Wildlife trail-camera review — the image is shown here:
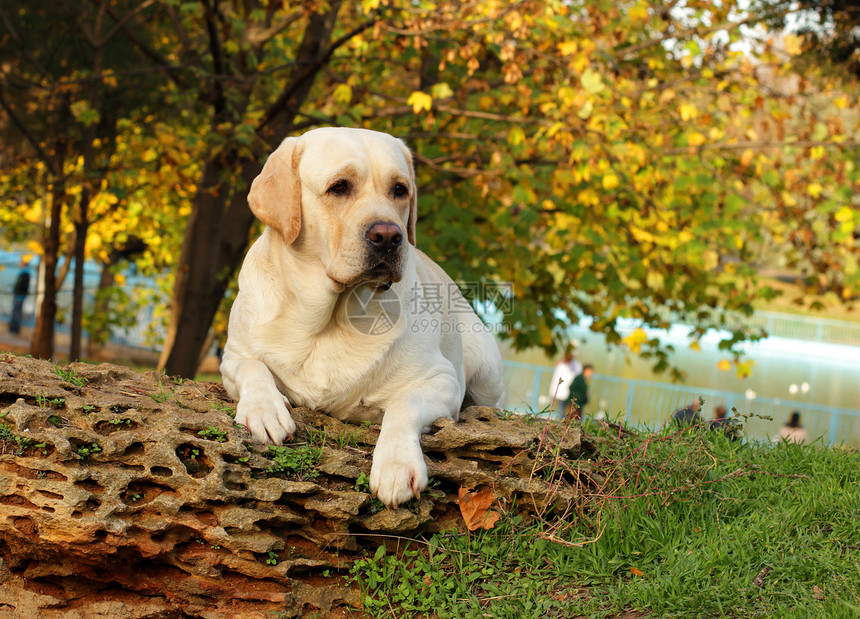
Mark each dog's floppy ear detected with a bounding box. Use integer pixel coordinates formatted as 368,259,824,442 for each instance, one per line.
397,139,418,246
248,137,303,245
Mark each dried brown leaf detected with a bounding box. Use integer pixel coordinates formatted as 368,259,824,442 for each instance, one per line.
458,487,500,531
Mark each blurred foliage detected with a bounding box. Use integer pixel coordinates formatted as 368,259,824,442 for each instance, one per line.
0,0,857,377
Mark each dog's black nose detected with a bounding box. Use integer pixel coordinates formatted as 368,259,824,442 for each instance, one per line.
365,221,403,252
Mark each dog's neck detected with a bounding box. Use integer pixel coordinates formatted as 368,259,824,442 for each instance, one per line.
267,227,411,338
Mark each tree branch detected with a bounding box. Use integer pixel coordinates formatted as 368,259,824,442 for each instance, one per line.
0,87,61,178
165,4,201,66
663,138,860,156
259,8,376,134
617,7,796,60
0,8,49,78
99,0,188,89
100,0,158,46
203,0,227,118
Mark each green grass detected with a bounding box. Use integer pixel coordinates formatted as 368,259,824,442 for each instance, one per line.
350,423,860,617
53,363,88,387
264,444,321,480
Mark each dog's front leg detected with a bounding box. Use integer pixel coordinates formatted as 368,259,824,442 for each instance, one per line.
370,374,463,508
221,357,296,445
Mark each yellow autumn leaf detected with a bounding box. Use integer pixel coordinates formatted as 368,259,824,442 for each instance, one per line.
508,126,526,146
431,82,454,99
807,183,823,198
622,328,648,353
581,68,604,94
740,149,754,167
558,40,578,56
717,359,731,371
736,360,755,379
679,103,698,121
572,52,591,73
689,340,702,352
577,100,594,120
602,174,620,190
687,132,706,147
333,83,352,104
783,34,803,56
631,226,656,243
407,91,433,114
835,207,853,223
628,1,648,23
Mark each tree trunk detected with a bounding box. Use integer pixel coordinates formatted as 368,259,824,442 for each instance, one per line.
31,176,65,360
160,2,344,378
158,159,259,376
70,192,89,361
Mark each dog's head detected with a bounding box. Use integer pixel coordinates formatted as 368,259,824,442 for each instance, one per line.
248,127,417,292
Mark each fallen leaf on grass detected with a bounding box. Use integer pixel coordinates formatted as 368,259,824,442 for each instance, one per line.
813,585,825,601
752,565,773,588
630,567,646,577
458,487,500,531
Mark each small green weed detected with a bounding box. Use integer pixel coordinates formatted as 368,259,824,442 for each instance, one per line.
150,379,174,403
35,395,65,410
76,442,101,460
108,418,132,427
53,365,87,387
0,422,48,455
198,426,228,442
265,444,321,480
354,471,371,493
212,402,236,418
176,443,215,475
266,551,279,566
335,430,361,448
47,415,68,428
304,425,328,447
82,405,96,414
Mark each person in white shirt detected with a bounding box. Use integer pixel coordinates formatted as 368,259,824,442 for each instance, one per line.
548,351,582,418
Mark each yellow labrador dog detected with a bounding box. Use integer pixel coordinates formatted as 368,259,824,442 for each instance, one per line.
221,127,504,508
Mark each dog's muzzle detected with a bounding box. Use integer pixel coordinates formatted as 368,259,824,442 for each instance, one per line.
362,221,404,287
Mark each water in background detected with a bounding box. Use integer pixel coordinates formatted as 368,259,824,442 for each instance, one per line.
501,320,860,413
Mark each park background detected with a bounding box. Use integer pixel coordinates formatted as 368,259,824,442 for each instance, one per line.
1,1,859,445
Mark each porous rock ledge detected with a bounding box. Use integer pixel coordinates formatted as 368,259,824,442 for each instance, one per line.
0,356,594,618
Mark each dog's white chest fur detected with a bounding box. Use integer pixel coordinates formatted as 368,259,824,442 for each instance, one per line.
257,311,406,419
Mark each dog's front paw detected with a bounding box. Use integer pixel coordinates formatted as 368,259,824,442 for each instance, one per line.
369,435,428,508
235,394,296,445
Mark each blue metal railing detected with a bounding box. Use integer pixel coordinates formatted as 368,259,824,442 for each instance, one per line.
502,360,860,447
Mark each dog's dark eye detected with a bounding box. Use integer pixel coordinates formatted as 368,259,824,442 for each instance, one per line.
392,183,408,198
327,179,350,196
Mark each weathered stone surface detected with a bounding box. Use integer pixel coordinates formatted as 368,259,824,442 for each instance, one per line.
0,355,596,617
